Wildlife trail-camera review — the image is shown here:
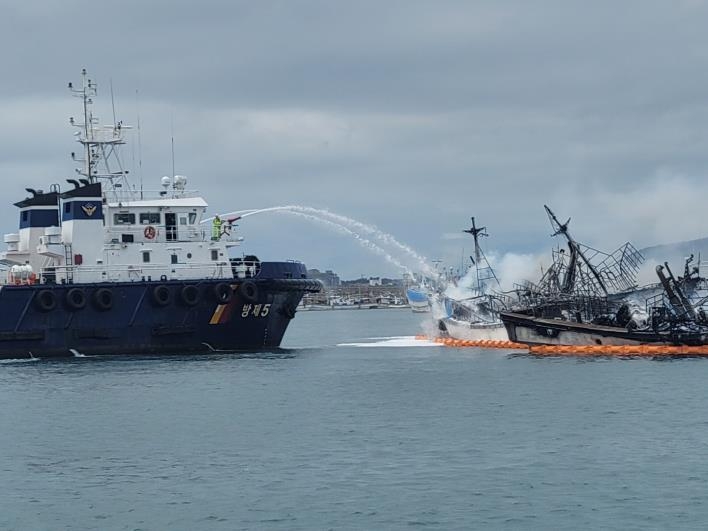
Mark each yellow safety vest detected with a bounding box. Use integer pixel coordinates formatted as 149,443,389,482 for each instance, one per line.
212,219,222,239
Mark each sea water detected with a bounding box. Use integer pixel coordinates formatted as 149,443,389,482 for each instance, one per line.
1,309,707,530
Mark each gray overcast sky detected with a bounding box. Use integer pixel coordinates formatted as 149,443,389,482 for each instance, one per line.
3,0,708,278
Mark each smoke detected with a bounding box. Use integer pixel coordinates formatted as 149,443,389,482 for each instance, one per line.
636,258,663,287
444,267,478,300
441,251,547,300
560,174,708,251
489,252,546,292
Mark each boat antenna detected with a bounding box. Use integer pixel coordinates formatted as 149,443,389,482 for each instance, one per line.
170,113,176,180
68,68,97,182
136,89,144,199
110,78,117,127
544,205,608,295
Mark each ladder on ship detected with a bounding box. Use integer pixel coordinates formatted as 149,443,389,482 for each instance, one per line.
64,244,74,283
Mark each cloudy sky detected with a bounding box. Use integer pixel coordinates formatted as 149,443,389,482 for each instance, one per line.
3,0,708,278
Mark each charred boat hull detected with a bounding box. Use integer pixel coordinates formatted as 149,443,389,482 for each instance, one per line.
0,263,320,359
500,311,708,347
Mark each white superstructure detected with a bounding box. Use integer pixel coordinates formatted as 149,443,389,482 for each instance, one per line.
0,69,249,285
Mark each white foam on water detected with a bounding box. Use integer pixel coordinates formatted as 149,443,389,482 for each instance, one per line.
338,336,441,348
70,349,87,358
0,357,40,364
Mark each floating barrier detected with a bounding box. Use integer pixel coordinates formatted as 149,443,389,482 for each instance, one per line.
414,335,708,357
416,335,527,350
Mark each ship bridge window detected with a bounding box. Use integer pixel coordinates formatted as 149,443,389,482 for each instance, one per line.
180,216,187,225
139,212,160,224
65,203,71,213
114,213,135,225
22,211,28,222
189,213,197,224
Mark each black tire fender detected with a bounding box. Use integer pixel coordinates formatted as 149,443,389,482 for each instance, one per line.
65,288,87,310
93,288,113,311
180,284,200,306
152,285,171,306
35,289,57,312
213,283,233,304
240,280,259,303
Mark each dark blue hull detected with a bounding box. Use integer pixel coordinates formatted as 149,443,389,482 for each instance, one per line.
0,262,320,359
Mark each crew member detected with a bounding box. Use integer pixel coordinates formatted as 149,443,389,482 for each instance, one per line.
212,215,222,240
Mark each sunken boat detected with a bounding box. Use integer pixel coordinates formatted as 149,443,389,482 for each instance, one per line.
500,206,708,346
0,70,320,359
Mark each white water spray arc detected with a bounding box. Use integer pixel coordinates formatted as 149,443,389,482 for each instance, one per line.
205,205,436,276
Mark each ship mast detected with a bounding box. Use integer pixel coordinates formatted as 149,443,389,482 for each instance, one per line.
464,217,485,266
68,69,131,198
463,217,500,292
544,205,608,296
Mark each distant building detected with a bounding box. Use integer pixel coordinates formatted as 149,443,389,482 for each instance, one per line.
307,268,341,288
341,277,369,286
340,275,405,286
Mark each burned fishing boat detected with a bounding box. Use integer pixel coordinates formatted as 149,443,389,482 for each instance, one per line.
500,206,708,346
434,218,509,341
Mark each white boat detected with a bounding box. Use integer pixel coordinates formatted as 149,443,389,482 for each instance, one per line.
435,217,510,342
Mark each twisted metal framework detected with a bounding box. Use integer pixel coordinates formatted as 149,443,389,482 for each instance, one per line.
533,241,644,299
512,206,645,322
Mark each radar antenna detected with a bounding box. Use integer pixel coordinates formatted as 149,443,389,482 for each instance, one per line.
68,69,131,199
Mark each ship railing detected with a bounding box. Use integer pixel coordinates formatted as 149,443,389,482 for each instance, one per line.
229,259,261,279
513,293,616,322
39,261,233,283
105,225,206,242
105,226,242,243
105,189,201,200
